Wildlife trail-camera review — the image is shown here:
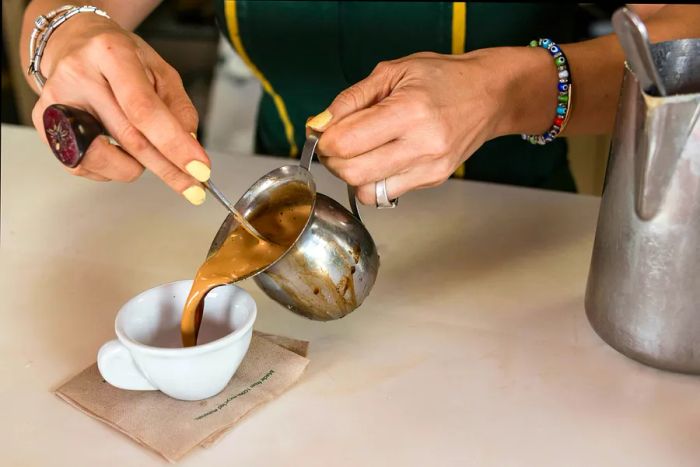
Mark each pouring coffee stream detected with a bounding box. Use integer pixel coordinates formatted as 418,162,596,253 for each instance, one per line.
180,197,311,346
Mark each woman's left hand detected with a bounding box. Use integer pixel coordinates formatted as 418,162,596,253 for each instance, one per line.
308,48,556,205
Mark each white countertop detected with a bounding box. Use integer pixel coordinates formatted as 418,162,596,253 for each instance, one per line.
1,124,698,466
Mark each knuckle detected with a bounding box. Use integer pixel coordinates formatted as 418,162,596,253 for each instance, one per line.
91,33,115,53
333,137,354,159
431,131,451,157
162,64,183,85
177,102,199,130
418,51,440,60
439,157,454,179
319,154,338,171
85,150,110,173
322,132,352,159
67,166,88,177
117,124,149,153
125,95,157,125
356,187,375,206
429,159,453,186
372,60,392,75
160,165,184,187
335,85,365,111
339,165,366,187
154,63,183,92
159,143,182,166
54,55,84,75
92,31,130,52
125,166,144,182
421,124,450,157
120,165,144,183
408,94,433,121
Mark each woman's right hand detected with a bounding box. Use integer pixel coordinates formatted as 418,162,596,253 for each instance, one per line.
31,12,211,205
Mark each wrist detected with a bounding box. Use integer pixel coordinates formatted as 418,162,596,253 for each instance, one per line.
490,45,559,138
37,11,113,79
42,13,104,77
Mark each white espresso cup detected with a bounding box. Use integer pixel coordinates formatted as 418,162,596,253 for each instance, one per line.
97,280,256,401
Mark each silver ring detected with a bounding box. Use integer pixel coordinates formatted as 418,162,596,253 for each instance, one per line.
375,178,398,209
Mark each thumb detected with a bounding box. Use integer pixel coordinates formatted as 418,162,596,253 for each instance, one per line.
307,61,397,132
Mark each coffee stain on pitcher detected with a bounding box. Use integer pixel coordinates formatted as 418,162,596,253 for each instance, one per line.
266,243,359,321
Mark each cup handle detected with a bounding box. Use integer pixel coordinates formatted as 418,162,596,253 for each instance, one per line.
300,133,363,221
97,340,157,391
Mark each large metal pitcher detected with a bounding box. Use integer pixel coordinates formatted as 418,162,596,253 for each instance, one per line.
209,135,380,321
585,38,700,374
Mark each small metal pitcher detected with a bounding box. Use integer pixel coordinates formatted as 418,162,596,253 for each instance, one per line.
208,135,380,320
585,39,700,373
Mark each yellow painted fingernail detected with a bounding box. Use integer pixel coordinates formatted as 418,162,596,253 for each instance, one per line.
185,160,211,182
307,110,333,131
182,185,206,205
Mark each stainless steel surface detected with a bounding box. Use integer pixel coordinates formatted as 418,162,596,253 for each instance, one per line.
585,36,700,374
209,135,380,320
612,7,667,96
202,179,268,243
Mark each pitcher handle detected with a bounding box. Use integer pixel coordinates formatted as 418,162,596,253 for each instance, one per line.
299,133,362,221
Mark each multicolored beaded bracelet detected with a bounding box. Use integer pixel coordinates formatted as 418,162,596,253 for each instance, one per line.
521,38,573,145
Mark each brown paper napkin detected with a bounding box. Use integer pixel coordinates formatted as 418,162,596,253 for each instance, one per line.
55,331,310,463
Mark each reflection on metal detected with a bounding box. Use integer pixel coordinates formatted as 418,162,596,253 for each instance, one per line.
585,36,700,374
209,134,379,321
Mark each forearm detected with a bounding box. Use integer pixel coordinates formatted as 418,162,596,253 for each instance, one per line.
501,5,700,138
562,5,700,135
20,0,162,90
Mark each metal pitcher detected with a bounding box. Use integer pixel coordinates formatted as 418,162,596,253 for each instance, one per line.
209,135,380,321
585,38,700,374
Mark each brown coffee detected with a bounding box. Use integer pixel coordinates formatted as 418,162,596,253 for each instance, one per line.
180,193,312,347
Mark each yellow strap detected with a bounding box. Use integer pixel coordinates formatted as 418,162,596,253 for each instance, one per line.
451,2,466,55
224,0,298,157
452,2,467,178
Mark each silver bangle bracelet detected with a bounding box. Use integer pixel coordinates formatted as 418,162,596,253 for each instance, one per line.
27,5,110,90
28,5,74,65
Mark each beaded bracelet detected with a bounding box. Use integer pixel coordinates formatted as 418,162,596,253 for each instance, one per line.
521,38,573,145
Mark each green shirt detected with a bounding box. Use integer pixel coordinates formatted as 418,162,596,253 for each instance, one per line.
214,1,577,192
